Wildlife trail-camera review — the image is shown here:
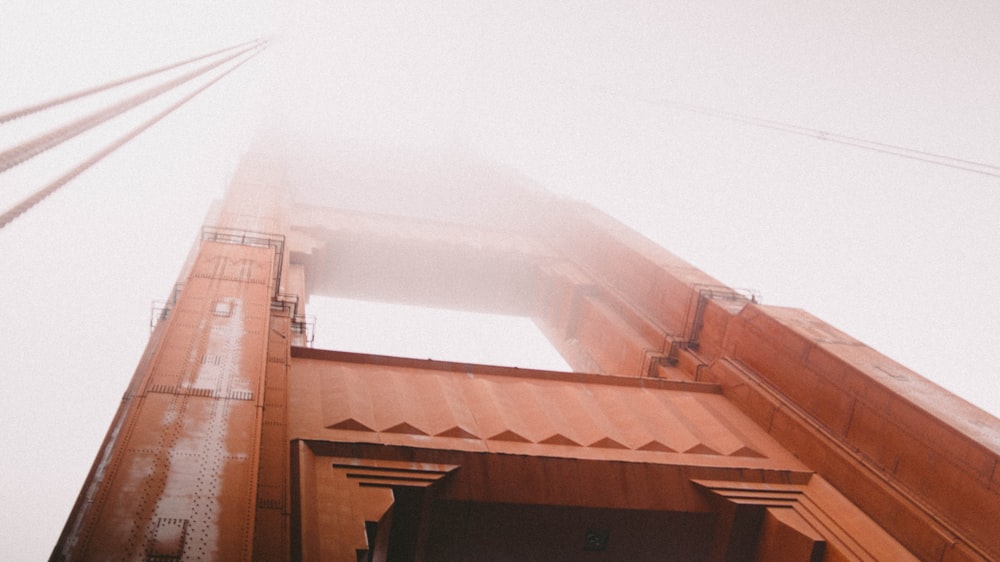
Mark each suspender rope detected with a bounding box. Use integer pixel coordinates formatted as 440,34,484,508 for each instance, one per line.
0,42,261,175
0,42,267,230
0,39,264,125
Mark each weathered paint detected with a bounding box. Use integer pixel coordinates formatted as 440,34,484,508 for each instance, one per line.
54,150,1000,561
53,241,276,560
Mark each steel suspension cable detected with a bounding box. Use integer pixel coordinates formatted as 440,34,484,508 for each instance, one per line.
583,85,1000,180
0,39,264,125
0,43,267,230
664,99,1000,178
0,42,261,176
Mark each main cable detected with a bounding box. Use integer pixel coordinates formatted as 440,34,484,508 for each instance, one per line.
0,41,261,176
0,42,267,230
583,85,1000,180
0,38,263,125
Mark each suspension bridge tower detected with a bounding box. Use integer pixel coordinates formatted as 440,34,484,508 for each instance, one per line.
6,42,996,562
46,139,1000,561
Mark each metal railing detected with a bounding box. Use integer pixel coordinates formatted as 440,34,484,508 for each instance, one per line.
682,284,760,351
149,282,185,331
201,226,286,299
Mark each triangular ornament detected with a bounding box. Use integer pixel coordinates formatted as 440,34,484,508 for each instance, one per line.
638,440,676,453
589,437,629,449
729,445,765,458
382,422,429,435
539,433,581,446
327,418,375,432
488,430,532,443
683,443,720,455
436,426,479,439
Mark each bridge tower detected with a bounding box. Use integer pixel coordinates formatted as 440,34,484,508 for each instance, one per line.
52,146,1000,561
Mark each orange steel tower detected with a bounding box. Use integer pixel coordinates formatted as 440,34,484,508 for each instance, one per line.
53,146,1000,561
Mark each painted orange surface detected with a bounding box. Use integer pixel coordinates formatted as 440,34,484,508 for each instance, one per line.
53,242,276,561
287,348,808,473
54,151,1000,561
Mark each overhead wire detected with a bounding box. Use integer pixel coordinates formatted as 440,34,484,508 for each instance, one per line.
0,38,264,125
0,41,263,175
582,85,1000,180
0,41,268,230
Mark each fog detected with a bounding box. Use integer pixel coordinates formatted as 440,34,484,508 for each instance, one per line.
268,1,1000,415
2,1,999,558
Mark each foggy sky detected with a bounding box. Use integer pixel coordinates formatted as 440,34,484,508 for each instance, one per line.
2,1,999,559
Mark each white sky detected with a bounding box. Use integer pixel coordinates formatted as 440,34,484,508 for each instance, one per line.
2,1,999,559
